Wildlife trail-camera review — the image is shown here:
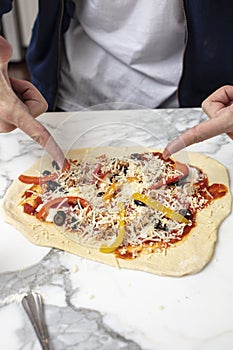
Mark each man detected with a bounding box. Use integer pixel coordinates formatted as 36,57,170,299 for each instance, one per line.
1,0,233,110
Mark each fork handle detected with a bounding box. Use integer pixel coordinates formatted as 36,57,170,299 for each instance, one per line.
22,292,52,350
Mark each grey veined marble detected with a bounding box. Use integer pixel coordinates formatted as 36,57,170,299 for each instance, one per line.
0,109,233,350
1,250,142,350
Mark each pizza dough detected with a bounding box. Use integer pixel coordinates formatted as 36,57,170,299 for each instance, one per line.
1,147,231,276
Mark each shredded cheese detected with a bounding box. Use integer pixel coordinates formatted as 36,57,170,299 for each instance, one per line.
20,151,211,257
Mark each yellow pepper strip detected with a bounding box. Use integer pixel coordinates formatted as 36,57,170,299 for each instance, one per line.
100,203,125,253
126,176,138,183
132,192,189,224
102,177,139,202
102,183,118,202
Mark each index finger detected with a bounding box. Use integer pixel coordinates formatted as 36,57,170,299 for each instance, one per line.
17,111,65,168
163,115,232,158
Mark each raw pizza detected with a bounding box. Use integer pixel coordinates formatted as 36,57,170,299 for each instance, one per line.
1,147,231,276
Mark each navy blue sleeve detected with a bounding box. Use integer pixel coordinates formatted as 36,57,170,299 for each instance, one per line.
0,0,14,33
26,0,75,110
179,0,233,107
0,0,13,18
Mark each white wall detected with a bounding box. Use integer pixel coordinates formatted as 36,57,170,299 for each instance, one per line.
17,0,38,47
2,0,38,61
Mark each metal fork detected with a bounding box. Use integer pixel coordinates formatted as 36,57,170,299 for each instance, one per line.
22,292,52,350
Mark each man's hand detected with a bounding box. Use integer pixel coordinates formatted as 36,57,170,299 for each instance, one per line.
163,85,233,158
0,35,65,168
0,76,48,132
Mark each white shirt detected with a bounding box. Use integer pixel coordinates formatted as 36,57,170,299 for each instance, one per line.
57,0,186,111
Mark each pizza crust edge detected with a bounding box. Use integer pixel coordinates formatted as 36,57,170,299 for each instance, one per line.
1,148,231,276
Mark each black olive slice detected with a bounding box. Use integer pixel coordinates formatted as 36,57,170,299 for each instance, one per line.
134,199,147,207
70,216,79,229
52,160,60,170
110,174,119,183
178,208,192,219
97,191,105,197
123,167,128,176
53,211,66,226
154,218,168,231
42,170,51,176
46,180,60,192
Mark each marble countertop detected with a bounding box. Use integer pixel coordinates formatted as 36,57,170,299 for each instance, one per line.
0,108,233,350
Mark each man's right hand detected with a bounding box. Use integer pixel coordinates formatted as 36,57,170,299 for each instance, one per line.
163,85,233,158
0,35,65,168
